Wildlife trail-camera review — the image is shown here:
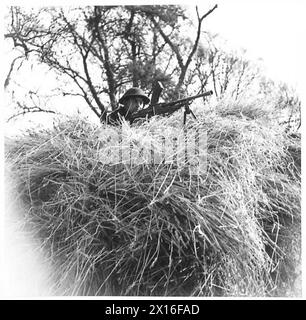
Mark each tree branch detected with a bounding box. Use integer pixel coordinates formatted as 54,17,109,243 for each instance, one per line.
7,101,57,122
150,17,184,70
61,11,107,119
92,7,117,111
176,4,218,92
197,4,218,22
4,55,24,88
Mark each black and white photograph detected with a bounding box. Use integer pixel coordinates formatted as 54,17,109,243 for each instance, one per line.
1,0,304,299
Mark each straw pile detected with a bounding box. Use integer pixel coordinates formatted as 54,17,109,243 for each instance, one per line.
5,109,301,296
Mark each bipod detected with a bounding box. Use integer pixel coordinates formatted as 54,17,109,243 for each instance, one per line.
183,102,197,125
183,103,198,166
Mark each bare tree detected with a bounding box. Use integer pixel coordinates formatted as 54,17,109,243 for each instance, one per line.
194,35,262,101
144,5,218,97
5,5,218,121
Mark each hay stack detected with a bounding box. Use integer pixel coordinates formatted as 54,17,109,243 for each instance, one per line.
5,112,301,296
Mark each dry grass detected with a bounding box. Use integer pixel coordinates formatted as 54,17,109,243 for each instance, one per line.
4,107,301,297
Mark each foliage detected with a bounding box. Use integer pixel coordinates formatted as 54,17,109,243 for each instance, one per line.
5,5,217,120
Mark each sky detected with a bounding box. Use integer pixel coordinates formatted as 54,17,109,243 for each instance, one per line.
197,0,305,99
1,0,305,297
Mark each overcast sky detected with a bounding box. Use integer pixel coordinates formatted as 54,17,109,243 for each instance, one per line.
198,0,305,96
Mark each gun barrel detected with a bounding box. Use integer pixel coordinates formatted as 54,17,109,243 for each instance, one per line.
167,90,213,106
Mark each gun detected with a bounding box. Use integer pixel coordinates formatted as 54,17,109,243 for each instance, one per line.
130,90,213,124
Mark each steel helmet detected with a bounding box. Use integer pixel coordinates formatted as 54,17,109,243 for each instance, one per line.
119,87,150,105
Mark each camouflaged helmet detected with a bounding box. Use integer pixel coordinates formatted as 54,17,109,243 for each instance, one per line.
119,87,150,105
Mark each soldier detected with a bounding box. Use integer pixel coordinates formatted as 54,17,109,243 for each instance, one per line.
107,87,150,125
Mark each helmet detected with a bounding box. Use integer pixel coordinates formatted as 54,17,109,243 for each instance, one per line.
119,87,150,105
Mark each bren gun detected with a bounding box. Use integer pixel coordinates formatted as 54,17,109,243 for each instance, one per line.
130,89,213,124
